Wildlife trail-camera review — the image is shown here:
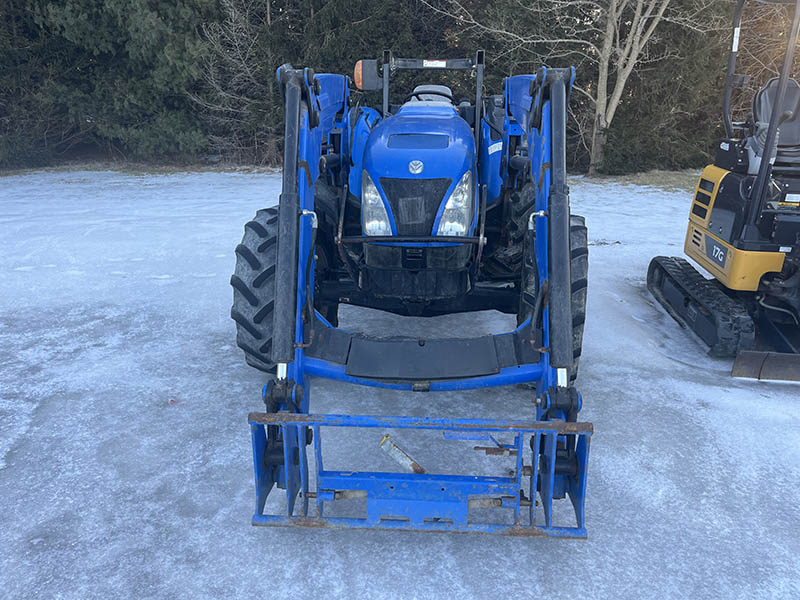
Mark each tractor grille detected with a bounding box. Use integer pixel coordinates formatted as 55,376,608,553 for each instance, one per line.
379,177,452,235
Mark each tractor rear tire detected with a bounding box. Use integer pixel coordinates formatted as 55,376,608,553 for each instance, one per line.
568,214,589,382
517,213,588,383
230,207,339,373
230,208,280,373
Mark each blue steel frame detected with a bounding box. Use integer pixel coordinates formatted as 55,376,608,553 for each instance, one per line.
252,61,591,537
249,412,592,536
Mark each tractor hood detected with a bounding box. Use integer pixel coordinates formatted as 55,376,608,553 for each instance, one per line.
362,105,475,181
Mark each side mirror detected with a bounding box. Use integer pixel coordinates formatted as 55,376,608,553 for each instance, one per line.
354,59,382,91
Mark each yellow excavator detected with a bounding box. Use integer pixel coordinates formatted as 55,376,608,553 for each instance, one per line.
648,0,800,381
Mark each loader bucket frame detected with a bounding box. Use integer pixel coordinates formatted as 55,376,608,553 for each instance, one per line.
250,60,592,536
249,413,591,536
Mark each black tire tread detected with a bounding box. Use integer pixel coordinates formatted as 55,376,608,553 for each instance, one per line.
647,255,754,356
230,274,259,307
252,264,276,289
515,212,588,383
569,215,589,380
244,220,269,238
235,244,261,270
231,208,279,372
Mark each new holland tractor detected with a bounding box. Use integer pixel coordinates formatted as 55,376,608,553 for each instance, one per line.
231,51,593,536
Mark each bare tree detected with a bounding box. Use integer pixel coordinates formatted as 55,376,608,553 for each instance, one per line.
424,0,721,173
190,0,282,163
730,2,798,120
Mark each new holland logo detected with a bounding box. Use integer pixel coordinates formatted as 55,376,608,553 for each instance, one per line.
408,160,424,174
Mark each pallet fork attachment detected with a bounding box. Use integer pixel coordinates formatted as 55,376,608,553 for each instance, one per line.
244,62,593,537
249,412,592,536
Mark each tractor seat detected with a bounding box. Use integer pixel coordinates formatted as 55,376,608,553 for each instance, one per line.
404,84,454,106
749,78,800,166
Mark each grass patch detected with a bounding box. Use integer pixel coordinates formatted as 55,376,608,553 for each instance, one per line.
585,169,701,192
0,159,278,178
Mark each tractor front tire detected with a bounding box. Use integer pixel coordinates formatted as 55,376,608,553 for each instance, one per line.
230,208,280,373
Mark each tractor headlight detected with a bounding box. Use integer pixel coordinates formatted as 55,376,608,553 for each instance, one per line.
362,171,392,236
436,170,473,236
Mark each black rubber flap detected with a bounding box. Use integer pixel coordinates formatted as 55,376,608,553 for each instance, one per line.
732,351,800,381
346,336,500,380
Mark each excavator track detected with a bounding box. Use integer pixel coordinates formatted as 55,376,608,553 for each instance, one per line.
647,256,755,357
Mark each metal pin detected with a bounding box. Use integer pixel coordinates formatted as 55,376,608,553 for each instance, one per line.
379,434,426,474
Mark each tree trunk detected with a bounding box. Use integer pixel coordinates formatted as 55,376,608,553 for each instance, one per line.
588,116,607,176
588,0,615,176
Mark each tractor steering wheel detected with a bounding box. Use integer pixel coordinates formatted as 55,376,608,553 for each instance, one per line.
402,90,455,104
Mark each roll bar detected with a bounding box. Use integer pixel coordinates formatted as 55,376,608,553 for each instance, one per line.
358,50,486,148
744,0,800,238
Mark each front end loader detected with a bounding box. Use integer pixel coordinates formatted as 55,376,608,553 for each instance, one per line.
231,52,593,535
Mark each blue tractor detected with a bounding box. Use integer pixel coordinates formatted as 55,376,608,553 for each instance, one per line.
231,51,593,536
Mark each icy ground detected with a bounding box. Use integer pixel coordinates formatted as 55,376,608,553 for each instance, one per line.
1,169,798,599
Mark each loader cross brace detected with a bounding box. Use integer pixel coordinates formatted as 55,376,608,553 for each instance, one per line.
250,412,592,537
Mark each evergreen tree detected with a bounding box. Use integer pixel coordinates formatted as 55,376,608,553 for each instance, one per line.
0,0,785,173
